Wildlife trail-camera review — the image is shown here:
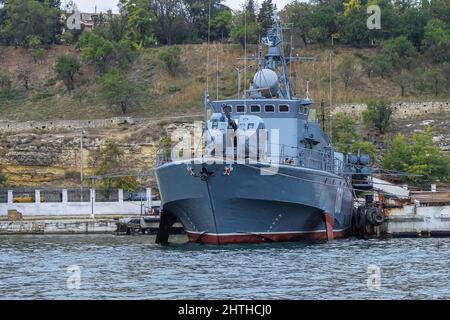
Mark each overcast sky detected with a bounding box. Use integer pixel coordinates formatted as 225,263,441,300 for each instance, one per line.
63,0,296,13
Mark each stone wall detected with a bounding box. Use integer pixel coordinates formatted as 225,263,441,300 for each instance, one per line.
333,101,450,120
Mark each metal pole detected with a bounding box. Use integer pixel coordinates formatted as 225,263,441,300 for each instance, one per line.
236,67,241,99
80,130,84,201
329,51,333,142
216,55,219,100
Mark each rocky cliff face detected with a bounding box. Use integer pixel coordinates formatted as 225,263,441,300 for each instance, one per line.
0,101,448,187
0,120,165,187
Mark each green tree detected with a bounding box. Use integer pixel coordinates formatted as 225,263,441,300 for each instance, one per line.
284,2,312,46
362,98,392,134
54,54,81,94
383,131,450,184
340,5,371,47
393,70,412,97
230,10,260,48
211,9,232,42
27,35,46,62
258,0,274,30
158,46,182,76
381,36,417,70
0,0,62,46
338,56,358,89
77,32,116,74
371,54,392,78
422,68,446,97
308,3,338,44
0,166,7,187
332,112,359,153
423,18,450,63
101,68,134,114
95,140,139,197
125,3,156,48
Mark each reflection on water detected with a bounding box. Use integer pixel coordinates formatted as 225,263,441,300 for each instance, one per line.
0,235,449,299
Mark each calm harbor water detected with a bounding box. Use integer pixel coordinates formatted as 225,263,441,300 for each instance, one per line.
0,234,449,299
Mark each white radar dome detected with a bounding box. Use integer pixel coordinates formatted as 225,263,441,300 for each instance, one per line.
252,69,279,98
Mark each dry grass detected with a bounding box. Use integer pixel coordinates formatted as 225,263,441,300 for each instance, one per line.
0,43,446,122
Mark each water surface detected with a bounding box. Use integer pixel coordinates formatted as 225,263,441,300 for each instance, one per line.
0,235,449,299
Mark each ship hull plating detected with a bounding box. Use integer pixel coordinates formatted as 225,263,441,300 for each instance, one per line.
156,158,354,244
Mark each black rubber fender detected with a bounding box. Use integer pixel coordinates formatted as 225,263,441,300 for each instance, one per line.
371,208,385,226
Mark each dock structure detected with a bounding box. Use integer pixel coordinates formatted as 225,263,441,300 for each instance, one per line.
0,187,171,235
377,183,450,237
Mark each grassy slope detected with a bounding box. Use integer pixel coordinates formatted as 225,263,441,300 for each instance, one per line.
0,43,447,121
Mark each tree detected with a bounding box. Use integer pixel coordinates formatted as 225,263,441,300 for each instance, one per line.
0,69,11,94
381,36,417,70
101,69,134,114
393,71,412,97
0,0,62,46
211,9,232,42
55,54,81,94
338,56,358,89
77,32,118,74
230,11,260,48
147,0,188,45
95,140,139,197
0,166,7,187
371,54,392,78
362,98,392,134
423,18,450,63
308,3,338,44
383,131,450,184
340,5,371,47
284,2,312,46
124,2,156,48
158,46,182,76
27,36,46,63
258,0,274,30
332,112,359,153
422,68,446,97
17,65,33,90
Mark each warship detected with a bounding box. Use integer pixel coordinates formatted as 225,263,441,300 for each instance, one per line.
155,13,373,245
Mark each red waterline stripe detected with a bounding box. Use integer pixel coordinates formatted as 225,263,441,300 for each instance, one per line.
187,230,350,245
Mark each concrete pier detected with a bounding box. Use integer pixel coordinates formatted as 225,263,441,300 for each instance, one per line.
0,217,119,234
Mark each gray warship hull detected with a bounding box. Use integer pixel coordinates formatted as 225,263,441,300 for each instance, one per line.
156,158,354,244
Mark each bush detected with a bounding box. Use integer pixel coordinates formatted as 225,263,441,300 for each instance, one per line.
362,99,392,134
158,46,182,76
383,131,450,184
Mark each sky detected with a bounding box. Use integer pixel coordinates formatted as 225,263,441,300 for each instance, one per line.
63,0,296,13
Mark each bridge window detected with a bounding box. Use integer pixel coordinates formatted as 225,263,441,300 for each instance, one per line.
236,105,245,113
299,106,305,114
248,123,255,129
264,104,275,112
279,104,289,112
250,105,261,113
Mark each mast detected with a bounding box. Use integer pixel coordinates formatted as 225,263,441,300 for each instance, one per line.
260,13,293,100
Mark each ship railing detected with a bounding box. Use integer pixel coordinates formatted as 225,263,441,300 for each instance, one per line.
156,143,344,176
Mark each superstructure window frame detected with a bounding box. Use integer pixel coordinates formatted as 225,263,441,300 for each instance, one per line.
236,105,246,113
264,104,275,113
250,104,261,113
279,104,289,113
